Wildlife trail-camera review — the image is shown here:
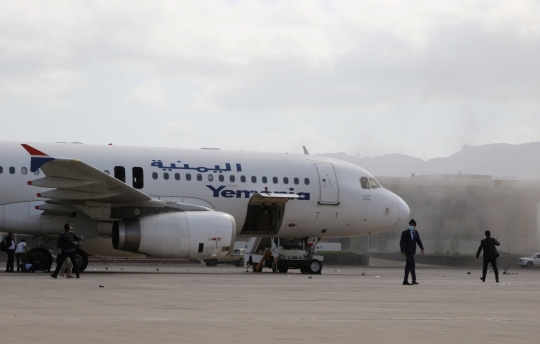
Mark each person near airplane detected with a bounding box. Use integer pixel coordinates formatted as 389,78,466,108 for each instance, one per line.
51,224,83,279
476,230,500,283
59,257,74,278
400,219,424,285
4,232,16,273
15,239,27,272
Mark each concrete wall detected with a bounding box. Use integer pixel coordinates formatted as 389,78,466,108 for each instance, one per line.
342,177,540,255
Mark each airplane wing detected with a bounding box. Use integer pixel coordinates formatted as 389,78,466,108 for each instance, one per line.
22,144,211,220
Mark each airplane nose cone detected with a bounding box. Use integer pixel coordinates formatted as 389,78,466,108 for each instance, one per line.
398,196,410,222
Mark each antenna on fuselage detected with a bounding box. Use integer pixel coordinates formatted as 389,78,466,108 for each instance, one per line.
303,146,309,155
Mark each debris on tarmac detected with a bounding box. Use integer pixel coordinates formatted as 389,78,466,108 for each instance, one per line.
99,285,104,288
309,276,312,279
467,272,471,274
376,276,380,278
501,282,509,286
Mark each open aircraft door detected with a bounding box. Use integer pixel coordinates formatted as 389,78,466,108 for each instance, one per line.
240,192,298,236
315,162,339,205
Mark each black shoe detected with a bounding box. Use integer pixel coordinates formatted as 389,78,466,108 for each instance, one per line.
496,279,499,283
403,281,411,285
50,274,57,278
480,277,485,282
412,281,419,285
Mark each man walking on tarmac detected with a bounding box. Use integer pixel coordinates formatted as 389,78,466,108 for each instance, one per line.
51,224,83,279
400,219,424,285
476,230,500,283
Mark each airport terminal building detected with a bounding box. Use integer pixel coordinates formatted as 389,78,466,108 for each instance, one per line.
342,174,540,255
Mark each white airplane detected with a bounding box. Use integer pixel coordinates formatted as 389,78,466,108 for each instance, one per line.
0,141,410,273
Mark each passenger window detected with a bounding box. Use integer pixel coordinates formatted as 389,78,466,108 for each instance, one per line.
197,174,202,181
174,173,180,181
283,177,289,184
208,174,214,181
294,177,299,185
21,167,27,175
272,177,278,184
9,167,15,174
104,170,110,175
369,177,381,189
241,176,246,183
0,166,2,174
219,175,224,182
304,178,310,185
186,173,192,181
262,176,267,183
230,175,235,183
360,177,370,189
132,167,144,189
251,176,257,183
163,172,169,180
114,166,126,183
152,172,158,180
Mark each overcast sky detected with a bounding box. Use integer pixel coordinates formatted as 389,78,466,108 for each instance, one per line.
1,1,539,160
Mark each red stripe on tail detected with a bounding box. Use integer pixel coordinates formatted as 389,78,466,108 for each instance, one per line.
21,144,48,156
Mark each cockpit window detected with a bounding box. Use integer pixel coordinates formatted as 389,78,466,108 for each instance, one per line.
369,177,381,189
360,177,370,189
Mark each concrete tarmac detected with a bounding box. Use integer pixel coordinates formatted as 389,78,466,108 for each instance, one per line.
1,263,539,344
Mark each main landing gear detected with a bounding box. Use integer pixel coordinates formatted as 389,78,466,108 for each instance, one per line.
26,236,89,273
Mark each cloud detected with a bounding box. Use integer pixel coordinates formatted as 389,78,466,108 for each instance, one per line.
0,69,82,108
126,79,169,108
0,1,539,160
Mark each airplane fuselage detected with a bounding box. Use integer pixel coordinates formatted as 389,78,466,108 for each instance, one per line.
0,141,409,246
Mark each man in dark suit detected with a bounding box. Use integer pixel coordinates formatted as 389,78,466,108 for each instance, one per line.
476,230,500,282
400,219,424,285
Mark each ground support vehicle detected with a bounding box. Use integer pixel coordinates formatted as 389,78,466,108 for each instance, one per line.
203,248,245,267
518,253,540,268
245,237,323,274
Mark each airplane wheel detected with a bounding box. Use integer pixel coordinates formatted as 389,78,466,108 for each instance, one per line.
26,248,53,272
205,259,218,267
74,248,88,273
306,259,322,274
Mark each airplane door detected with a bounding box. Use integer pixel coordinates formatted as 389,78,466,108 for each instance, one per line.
315,163,339,205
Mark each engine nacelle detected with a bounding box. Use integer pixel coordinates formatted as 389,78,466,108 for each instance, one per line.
112,211,236,259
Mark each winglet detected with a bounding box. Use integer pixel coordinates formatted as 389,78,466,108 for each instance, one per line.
21,144,55,172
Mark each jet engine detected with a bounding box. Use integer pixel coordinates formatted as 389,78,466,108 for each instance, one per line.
112,211,236,259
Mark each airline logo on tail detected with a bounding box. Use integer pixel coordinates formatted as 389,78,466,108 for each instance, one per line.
21,144,55,172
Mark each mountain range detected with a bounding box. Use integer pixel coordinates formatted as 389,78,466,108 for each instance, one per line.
321,142,540,180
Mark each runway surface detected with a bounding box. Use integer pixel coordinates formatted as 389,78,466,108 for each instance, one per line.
1,263,539,344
